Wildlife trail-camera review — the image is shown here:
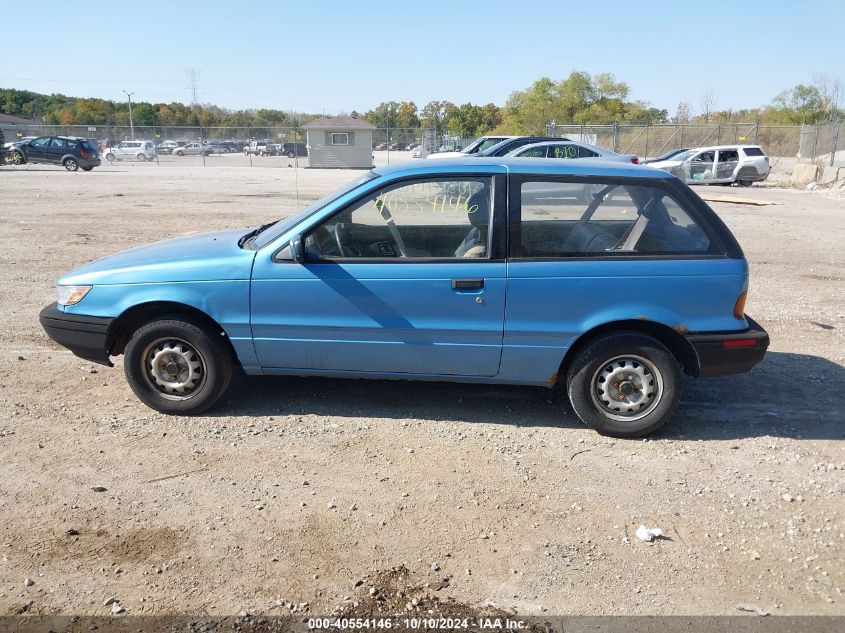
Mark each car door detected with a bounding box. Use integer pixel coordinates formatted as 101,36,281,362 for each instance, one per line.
250,173,507,376
686,150,716,183
46,137,69,164
715,149,739,181
25,137,52,162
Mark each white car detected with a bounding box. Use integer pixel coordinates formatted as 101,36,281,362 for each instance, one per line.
427,136,515,159
104,140,157,161
175,142,212,156
507,141,640,164
646,145,769,186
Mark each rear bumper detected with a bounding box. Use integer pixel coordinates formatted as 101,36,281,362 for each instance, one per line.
39,302,113,366
686,315,769,378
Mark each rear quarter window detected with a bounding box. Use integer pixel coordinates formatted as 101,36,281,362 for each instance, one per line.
742,147,765,156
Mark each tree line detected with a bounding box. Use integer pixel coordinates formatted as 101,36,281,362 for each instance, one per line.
1,71,842,138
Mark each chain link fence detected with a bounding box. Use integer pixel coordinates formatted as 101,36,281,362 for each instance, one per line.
547,121,842,165
3,121,842,166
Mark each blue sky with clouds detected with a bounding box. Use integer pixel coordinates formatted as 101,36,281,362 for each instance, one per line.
2,0,842,115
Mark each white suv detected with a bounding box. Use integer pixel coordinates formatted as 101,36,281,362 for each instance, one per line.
104,140,157,162
648,145,769,187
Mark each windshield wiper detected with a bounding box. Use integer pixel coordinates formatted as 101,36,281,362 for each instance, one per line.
238,221,278,249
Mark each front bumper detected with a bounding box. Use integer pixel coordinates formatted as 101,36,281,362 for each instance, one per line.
686,315,769,378
39,302,114,366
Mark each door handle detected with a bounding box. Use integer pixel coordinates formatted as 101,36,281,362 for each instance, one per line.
451,278,484,290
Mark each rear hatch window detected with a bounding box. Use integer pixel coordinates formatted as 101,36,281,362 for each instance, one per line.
81,140,98,154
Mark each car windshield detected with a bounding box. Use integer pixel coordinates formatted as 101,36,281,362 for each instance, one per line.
250,171,379,249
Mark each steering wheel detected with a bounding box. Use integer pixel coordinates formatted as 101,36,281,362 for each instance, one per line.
331,224,347,257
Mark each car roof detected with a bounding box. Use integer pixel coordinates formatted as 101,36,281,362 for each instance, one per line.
374,157,669,179
690,144,764,151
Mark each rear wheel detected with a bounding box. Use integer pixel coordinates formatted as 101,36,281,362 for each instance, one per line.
105,152,115,161
286,151,295,158
738,179,753,187
63,157,79,171
137,153,147,161
124,318,233,415
81,166,94,172
566,332,682,437
176,150,184,156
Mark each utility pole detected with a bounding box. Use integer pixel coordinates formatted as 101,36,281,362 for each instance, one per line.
123,90,135,140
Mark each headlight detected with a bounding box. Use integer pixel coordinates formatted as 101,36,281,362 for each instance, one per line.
56,285,92,306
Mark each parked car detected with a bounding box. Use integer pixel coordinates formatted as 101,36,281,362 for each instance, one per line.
282,142,307,158
428,136,514,159
641,148,690,164
476,136,576,158
7,135,100,171
374,142,389,151
40,157,768,437
244,140,271,155
389,142,407,151
103,140,157,162
156,140,179,155
648,145,770,187
507,141,639,164
261,143,282,156
175,142,212,156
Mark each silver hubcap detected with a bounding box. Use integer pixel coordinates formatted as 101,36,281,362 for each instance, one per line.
144,339,205,399
591,355,663,422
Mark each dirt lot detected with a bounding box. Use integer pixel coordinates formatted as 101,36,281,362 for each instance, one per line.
0,158,842,618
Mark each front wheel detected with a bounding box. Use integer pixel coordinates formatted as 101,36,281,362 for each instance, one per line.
105,153,115,161
137,153,147,161
124,318,233,415
8,151,25,165
176,150,184,156
566,332,682,437
63,157,79,171
286,151,295,158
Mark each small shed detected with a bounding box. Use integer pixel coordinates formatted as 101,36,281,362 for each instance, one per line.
303,115,375,169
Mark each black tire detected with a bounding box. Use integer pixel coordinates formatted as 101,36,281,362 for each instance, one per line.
81,166,94,171
176,150,184,156
286,151,295,158
124,318,233,415
738,179,753,187
137,153,147,162
63,157,79,171
8,151,25,165
566,332,682,438
105,153,115,161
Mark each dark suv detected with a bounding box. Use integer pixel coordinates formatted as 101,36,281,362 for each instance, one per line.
282,142,307,158
8,136,101,171
478,136,573,157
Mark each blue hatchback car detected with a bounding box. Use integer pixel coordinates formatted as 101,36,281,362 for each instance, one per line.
40,158,769,437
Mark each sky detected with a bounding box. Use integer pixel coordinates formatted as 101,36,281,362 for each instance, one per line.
2,0,843,116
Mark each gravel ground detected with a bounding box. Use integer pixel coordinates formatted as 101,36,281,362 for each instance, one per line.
0,159,842,618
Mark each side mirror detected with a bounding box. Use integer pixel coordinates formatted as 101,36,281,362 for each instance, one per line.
277,234,305,262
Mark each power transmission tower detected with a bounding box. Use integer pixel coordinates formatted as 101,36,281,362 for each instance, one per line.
187,69,200,105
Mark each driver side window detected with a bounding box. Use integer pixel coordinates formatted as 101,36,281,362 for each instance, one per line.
304,178,492,260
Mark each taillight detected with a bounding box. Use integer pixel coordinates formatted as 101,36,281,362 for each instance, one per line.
723,339,757,348
733,290,747,319
80,149,89,158
631,157,639,164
